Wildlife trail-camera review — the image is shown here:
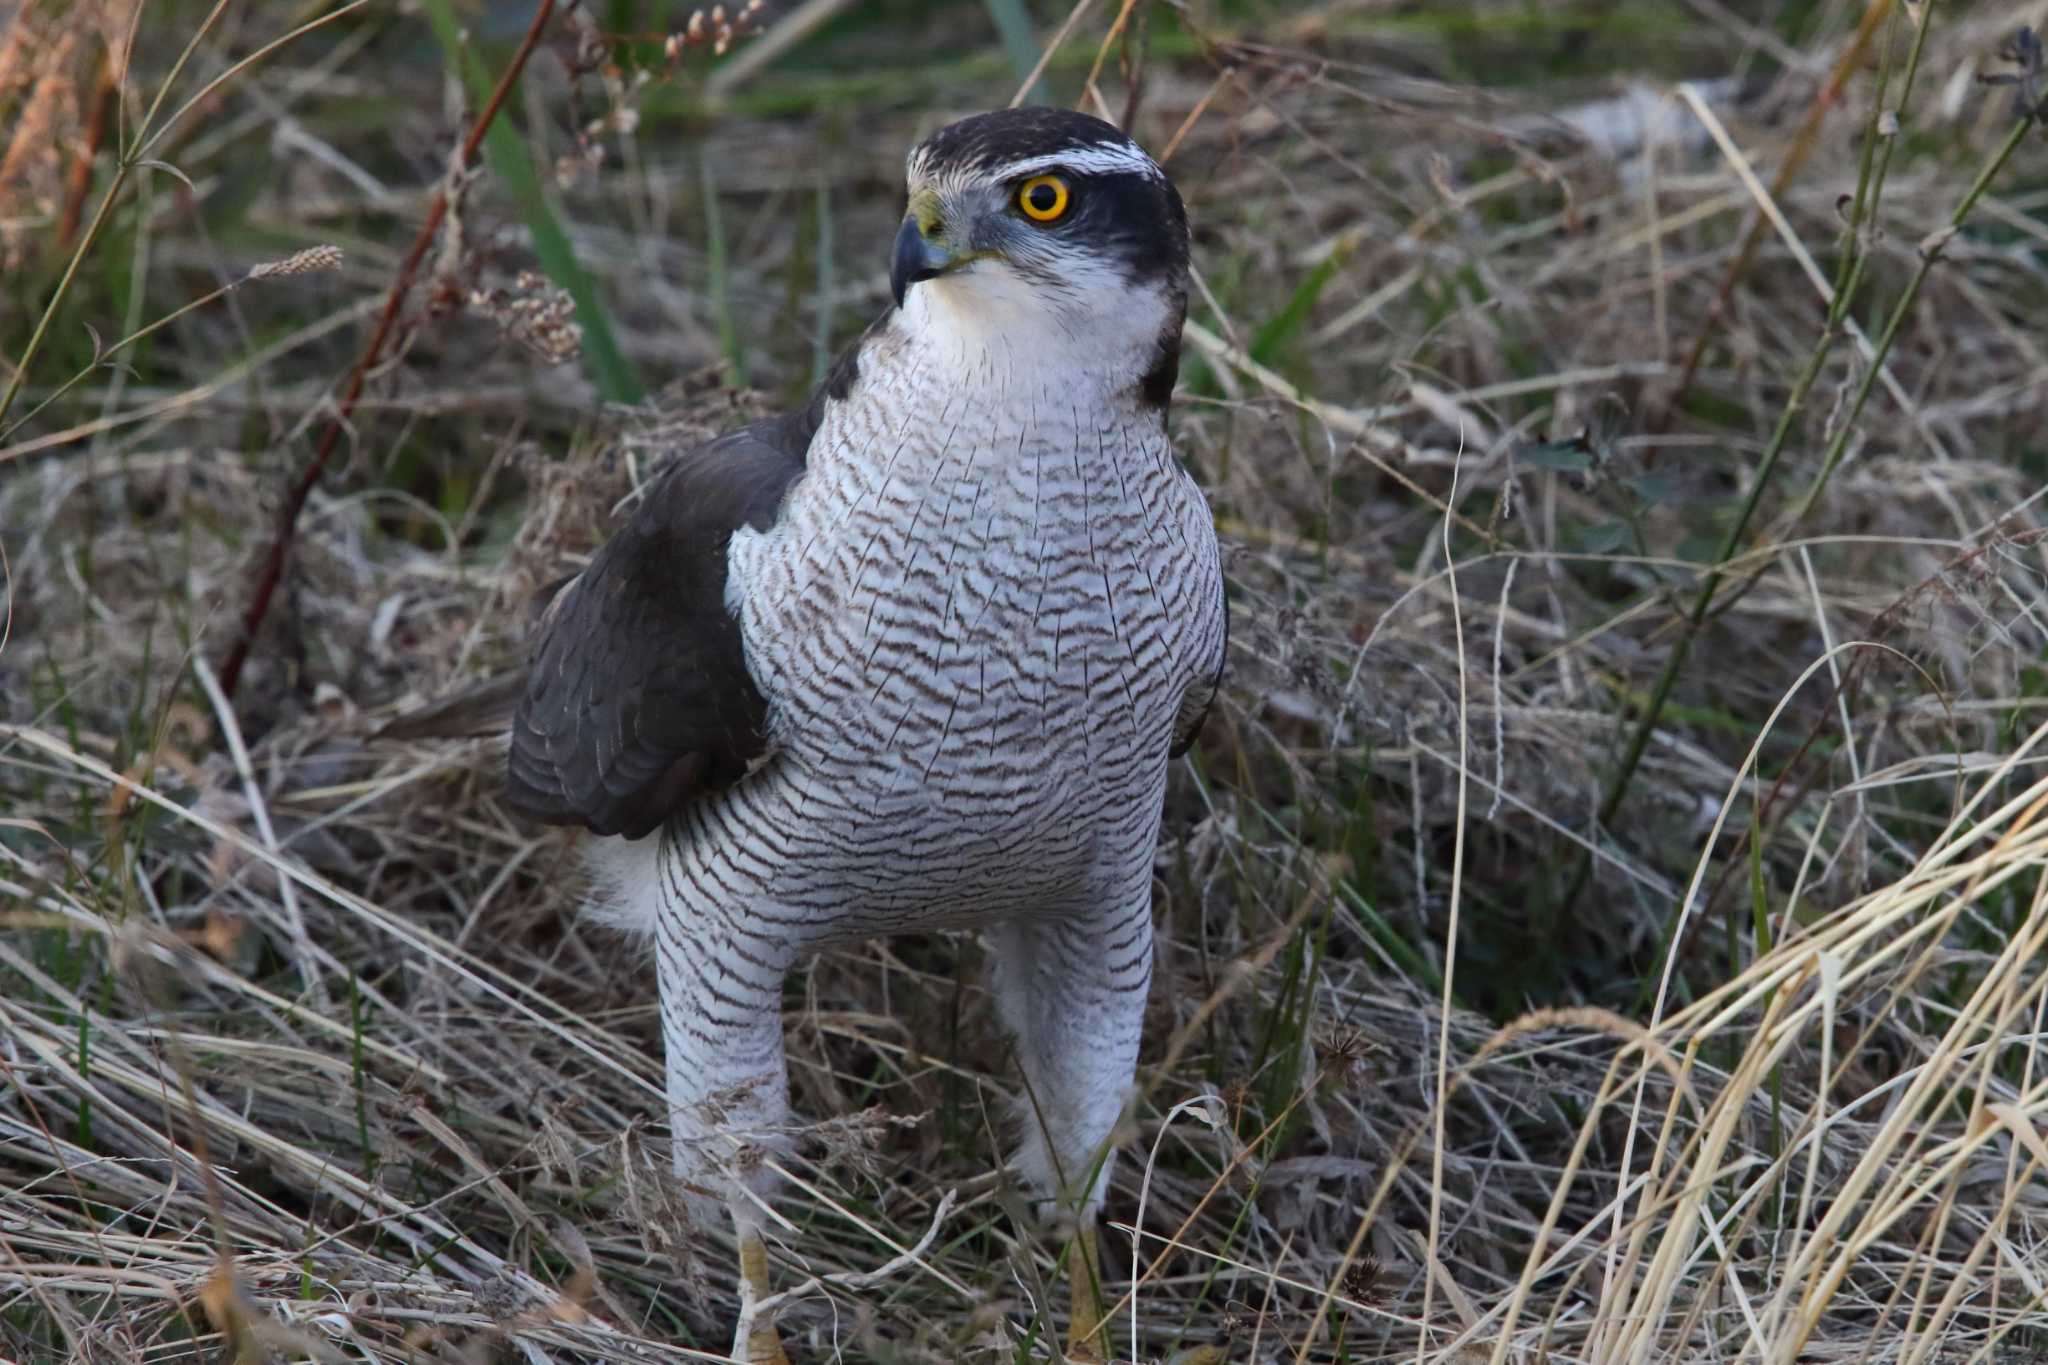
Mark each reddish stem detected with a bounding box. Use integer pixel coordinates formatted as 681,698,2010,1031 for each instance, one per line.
217,0,559,701
56,51,116,252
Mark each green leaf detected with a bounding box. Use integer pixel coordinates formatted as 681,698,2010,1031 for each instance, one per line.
702,154,746,387
1625,470,1688,505
1578,519,1633,554
1518,438,1594,473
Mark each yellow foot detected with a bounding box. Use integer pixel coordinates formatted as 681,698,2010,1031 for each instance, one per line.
736,1225,791,1364
741,1325,792,1365
1063,1332,1106,1365
1064,1226,1108,1362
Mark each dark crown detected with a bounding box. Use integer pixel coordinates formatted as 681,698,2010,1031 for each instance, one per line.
910,107,1152,177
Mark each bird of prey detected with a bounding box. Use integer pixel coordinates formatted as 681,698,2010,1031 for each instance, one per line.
407,107,1225,1362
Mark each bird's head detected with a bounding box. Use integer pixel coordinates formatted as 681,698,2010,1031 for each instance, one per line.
890,107,1189,407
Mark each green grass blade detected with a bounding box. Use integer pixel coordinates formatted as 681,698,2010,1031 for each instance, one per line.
1249,239,1354,367
982,0,1050,104
701,154,746,386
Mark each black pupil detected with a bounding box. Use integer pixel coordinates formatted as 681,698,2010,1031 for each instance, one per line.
1028,182,1058,213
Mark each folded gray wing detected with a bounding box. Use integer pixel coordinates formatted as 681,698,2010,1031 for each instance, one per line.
1170,575,1227,758
505,414,810,839
1170,482,1228,759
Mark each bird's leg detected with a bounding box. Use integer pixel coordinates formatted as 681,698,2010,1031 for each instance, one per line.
1065,1217,1109,1362
652,898,796,1364
732,1209,791,1365
987,896,1154,1361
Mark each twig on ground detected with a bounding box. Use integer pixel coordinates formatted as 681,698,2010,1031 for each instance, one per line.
745,1188,959,1321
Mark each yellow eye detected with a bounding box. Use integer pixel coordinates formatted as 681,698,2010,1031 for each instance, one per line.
1017,174,1070,222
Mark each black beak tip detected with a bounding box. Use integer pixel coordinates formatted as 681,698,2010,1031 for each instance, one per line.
891,217,943,308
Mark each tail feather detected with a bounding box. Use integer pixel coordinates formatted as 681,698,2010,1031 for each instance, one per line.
373,673,522,741
374,576,576,742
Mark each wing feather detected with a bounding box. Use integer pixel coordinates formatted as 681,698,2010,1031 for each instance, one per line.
1170,491,1228,759
504,414,811,838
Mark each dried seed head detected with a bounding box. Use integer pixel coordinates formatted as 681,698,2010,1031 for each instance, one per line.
670,2,764,60
1219,1299,1257,1340
808,1104,922,1179
246,244,344,281
1315,1024,1383,1086
468,270,583,366
1339,1252,1386,1306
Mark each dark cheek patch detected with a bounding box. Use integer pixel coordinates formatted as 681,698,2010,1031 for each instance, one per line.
1042,173,1187,292
1137,301,1185,414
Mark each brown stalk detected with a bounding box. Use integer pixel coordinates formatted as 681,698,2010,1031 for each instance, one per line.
55,48,115,251
216,0,558,701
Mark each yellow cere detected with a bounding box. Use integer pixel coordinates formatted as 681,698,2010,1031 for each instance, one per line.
1018,174,1070,223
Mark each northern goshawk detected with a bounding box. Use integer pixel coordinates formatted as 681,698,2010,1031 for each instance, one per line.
416,107,1225,1361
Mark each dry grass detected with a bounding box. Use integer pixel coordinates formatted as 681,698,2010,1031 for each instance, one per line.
4,0,2048,1361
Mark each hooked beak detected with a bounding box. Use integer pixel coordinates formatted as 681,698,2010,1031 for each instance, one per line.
891,216,951,307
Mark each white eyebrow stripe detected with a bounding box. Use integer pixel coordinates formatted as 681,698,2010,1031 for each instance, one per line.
988,145,1162,181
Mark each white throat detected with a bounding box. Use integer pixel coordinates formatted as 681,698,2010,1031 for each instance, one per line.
895,263,1175,401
